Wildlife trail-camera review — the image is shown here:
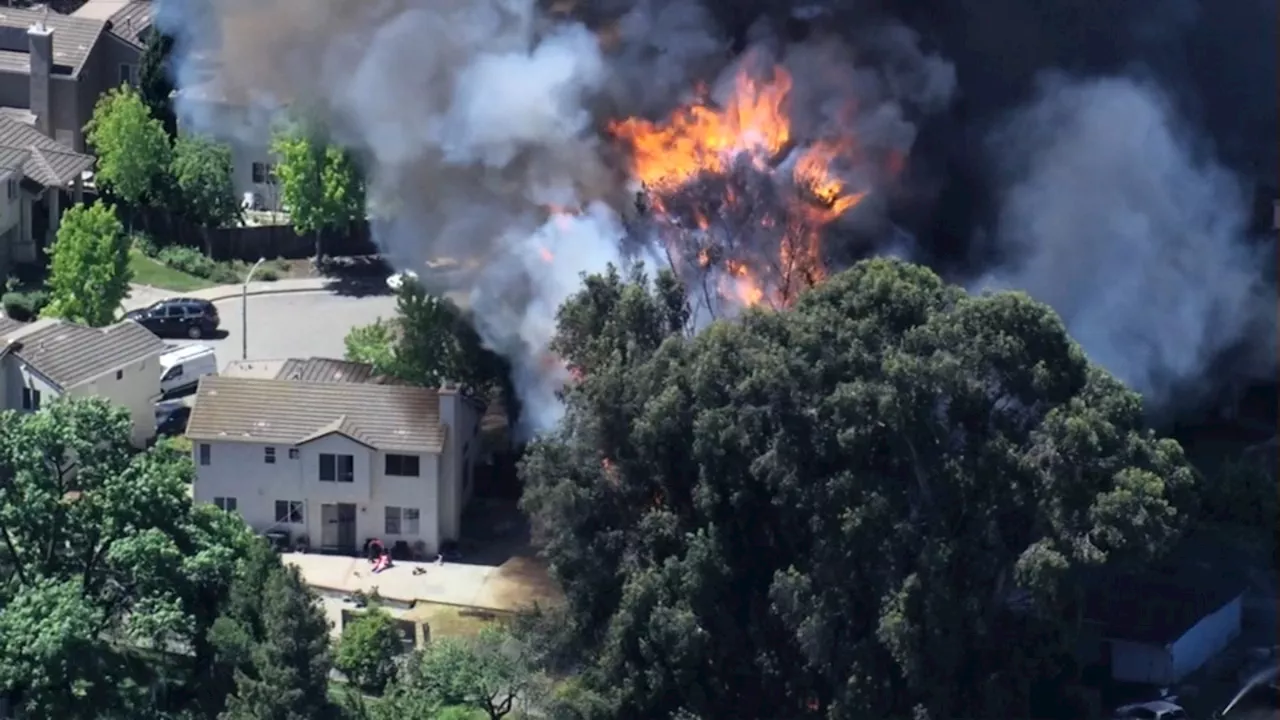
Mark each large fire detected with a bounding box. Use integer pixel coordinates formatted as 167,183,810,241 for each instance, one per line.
608,61,867,312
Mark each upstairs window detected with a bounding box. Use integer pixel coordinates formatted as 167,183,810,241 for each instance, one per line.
384,454,420,477
319,453,354,483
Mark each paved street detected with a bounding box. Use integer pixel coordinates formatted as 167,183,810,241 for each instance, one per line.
165,291,398,365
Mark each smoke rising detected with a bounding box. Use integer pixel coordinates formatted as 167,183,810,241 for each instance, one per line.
978,75,1272,411
154,0,1273,428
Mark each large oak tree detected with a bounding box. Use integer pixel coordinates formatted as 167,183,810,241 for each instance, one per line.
520,258,1198,720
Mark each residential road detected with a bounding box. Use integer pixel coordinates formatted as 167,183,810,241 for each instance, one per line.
122,279,399,365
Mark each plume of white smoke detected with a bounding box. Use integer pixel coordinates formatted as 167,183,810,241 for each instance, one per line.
978,74,1273,411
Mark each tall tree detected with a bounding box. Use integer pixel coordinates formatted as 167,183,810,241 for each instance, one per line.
219,561,334,720
137,30,177,137
85,85,172,228
43,200,131,326
271,131,365,259
519,258,1199,720
0,397,251,718
172,134,243,250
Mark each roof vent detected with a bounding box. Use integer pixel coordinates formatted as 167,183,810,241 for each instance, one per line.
254,421,268,429
217,431,227,436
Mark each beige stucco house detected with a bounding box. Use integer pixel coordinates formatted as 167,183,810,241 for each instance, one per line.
185,373,483,556
0,315,166,446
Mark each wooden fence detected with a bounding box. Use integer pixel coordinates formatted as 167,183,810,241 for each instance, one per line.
203,221,378,261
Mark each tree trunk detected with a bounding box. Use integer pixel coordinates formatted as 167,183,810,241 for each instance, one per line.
314,227,323,263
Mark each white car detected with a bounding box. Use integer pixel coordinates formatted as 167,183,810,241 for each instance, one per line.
1113,700,1187,720
386,270,419,292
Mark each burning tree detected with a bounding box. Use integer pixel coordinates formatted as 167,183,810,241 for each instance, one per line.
610,61,866,318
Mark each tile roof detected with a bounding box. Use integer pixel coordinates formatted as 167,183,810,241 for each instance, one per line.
276,357,379,384
105,0,149,47
0,107,36,125
0,8,106,77
0,315,24,336
186,376,447,453
0,115,92,186
0,145,28,172
1,318,166,389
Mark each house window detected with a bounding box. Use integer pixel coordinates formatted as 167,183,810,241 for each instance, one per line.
384,454,420,477
384,506,420,535
21,387,40,411
214,497,237,512
288,448,299,459
274,500,304,524
251,161,276,184
119,63,135,85
264,447,276,464
115,370,124,381
198,443,211,466
319,453,354,482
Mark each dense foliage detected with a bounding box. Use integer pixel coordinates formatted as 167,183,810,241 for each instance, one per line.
271,131,366,259
44,200,131,326
519,258,1199,719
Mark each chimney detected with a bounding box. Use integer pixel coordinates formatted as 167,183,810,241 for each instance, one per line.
28,19,53,139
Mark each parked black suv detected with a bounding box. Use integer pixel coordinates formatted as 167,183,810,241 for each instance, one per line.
125,298,220,339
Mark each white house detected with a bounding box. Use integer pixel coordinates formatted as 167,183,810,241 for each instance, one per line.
185,375,483,556
0,316,166,446
173,76,284,213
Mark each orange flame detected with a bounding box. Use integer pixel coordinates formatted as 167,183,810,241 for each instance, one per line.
610,60,868,310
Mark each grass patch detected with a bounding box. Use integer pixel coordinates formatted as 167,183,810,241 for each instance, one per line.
409,602,505,641
129,250,215,292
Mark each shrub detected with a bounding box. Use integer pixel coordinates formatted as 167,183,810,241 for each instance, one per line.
257,268,279,282
333,607,404,695
157,245,217,277
2,289,50,321
131,233,159,258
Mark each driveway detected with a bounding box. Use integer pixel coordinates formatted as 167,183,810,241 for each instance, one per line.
162,291,398,365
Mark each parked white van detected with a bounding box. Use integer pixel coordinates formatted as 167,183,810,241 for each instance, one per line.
160,345,217,397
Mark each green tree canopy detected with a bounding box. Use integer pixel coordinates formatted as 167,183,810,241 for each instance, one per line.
271,130,365,258
172,134,242,232
333,606,403,695
343,277,517,416
0,397,254,718
374,627,545,720
137,30,177,137
85,85,172,211
519,258,1199,720
44,199,131,326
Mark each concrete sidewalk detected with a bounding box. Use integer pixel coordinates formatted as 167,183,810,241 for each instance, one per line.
122,278,332,311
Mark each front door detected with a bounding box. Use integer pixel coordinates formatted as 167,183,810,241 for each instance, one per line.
321,504,338,550
337,503,357,553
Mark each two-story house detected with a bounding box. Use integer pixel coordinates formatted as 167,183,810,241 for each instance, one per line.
185,375,483,555
0,315,166,446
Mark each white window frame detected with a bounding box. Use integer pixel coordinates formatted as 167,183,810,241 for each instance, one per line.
384,506,420,535
198,443,211,466
274,500,304,524
319,453,354,483
251,161,277,185
264,447,276,464
214,497,236,512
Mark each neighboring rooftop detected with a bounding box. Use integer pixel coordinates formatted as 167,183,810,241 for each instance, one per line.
0,7,106,77
186,376,447,453
1084,536,1251,645
0,317,166,389
277,357,380,384
0,114,92,186
220,358,288,380
97,0,150,47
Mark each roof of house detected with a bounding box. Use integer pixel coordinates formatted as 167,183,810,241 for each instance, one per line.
0,317,166,389
105,0,149,47
1084,537,1251,645
0,315,24,336
276,357,380,384
186,376,447,453
0,115,93,186
0,8,106,77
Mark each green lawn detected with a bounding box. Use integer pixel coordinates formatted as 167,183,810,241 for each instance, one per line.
128,250,215,292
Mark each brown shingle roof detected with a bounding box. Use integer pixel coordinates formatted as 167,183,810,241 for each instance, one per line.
0,8,106,77
1,318,165,389
276,357,378,384
186,376,447,453
0,115,91,186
